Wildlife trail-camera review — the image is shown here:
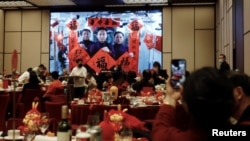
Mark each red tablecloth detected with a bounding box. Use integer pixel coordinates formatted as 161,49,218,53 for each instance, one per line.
70,104,159,125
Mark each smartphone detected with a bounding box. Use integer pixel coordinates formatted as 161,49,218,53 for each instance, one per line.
170,59,186,89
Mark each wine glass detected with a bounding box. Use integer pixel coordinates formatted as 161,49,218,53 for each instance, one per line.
24,131,36,141
39,113,50,135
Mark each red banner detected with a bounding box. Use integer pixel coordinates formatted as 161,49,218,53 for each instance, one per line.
116,52,135,72
68,46,90,71
12,49,18,71
128,32,140,73
155,35,162,51
87,50,116,73
88,18,120,27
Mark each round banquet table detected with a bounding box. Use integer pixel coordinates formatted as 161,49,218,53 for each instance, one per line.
70,103,160,125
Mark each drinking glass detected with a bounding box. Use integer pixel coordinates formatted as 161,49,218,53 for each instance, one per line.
24,131,36,141
39,113,50,135
87,115,100,127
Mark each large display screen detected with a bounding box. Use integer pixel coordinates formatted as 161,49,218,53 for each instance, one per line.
49,10,162,75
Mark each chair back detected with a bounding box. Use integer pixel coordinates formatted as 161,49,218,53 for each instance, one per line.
45,101,65,122
20,89,43,116
7,91,22,119
0,93,10,132
45,101,65,133
49,94,67,104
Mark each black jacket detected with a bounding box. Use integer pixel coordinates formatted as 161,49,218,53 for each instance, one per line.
219,61,230,74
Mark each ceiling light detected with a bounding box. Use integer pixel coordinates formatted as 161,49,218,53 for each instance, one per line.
0,1,33,7
123,0,168,4
26,0,76,6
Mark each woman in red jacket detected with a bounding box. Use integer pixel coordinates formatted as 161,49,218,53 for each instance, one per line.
152,67,234,141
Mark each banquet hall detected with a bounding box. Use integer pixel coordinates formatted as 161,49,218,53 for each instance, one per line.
0,0,250,141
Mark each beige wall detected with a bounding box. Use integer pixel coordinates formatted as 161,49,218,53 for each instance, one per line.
0,10,4,73
2,10,49,74
2,7,215,74
216,0,233,70
244,0,250,75
163,6,215,73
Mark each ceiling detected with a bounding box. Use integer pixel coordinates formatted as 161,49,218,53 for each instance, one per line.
0,0,216,10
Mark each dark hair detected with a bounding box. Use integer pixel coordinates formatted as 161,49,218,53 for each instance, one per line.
76,58,83,63
29,71,40,84
83,28,91,33
38,64,45,69
142,69,152,81
105,72,113,81
127,71,137,84
114,31,124,37
113,71,127,86
97,27,107,33
220,54,226,59
27,67,33,72
51,71,59,79
227,71,250,96
153,61,161,69
183,67,234,129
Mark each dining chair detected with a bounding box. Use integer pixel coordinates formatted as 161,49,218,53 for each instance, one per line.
44,101,65,134
6,91,22,119
17,89,43,118
0,93,10,132
49,94,67,105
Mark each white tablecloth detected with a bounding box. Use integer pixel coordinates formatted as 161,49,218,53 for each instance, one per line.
34,135,57,141
34,135,76,141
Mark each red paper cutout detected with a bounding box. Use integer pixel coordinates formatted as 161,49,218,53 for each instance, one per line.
116,52,134,72
68,46,90,71
87,50,116,73
128,19,143,31
143,32,155,49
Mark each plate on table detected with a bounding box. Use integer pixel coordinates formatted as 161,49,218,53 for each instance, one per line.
4,136,24,140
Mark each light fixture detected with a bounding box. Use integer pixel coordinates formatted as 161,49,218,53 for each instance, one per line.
171,2,215,6
26,0,76,6
123,0,168,4
105,4,146,7
0,1,33,7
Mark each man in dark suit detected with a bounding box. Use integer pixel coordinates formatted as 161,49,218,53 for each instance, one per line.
219,54,230,74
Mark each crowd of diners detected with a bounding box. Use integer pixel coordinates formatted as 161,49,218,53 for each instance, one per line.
2,54,250,141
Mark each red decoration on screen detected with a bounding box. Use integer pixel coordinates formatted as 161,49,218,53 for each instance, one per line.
87,50,116,73
128,19,143,31
88,18,120,27
116,52,134,72
66,18,79,31
143,32,155,49
68,46,90,71
155,35,162,51
128,31,140,73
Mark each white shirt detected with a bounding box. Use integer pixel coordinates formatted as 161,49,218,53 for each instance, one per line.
18,71,29,83
70,66,87,87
